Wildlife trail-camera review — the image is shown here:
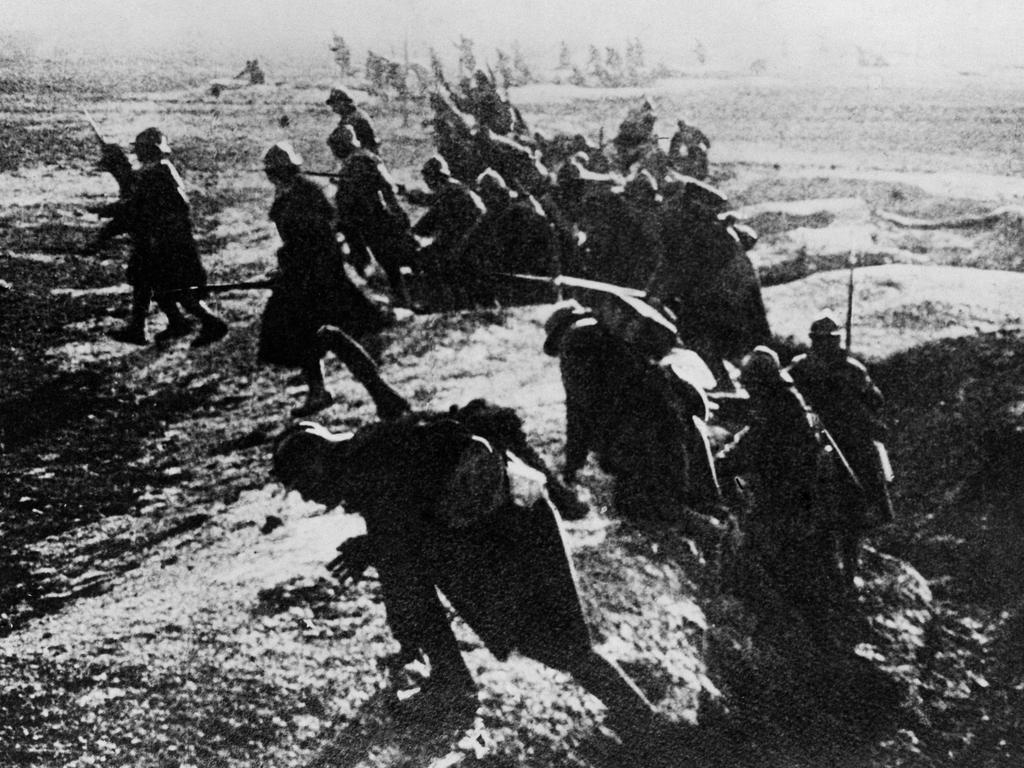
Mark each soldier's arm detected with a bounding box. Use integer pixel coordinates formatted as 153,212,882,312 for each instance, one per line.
326,534,377,586
412,205,438,237
563,403,592,483
713,426,751,478
846,358,885,411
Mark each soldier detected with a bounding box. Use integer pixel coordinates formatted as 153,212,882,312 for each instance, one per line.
618,169,665,289
646,176,771,383
235,59,265,85
258,142,390,417
410,156,485,307
543,299,726,548
331,125,415,307
273,402,658,738
475,127,550,198
458,169,558,306
326,87,380,156
787,316,894,573
612,99,660,173
462,69,514,135
668,118,711,180
87,127,228,348
717,347,850,623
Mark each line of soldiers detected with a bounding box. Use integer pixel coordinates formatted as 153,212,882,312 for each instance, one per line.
325,87,560,312
77,97,896,744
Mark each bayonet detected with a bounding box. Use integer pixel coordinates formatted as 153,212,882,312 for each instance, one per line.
493,272,646,299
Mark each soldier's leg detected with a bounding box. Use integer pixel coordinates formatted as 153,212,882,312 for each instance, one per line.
839,529,861,589
563,400,593,483
291,358,334,418
110,284,153,344
153,297,193,342
340,227,372,277
316,325,410,420
376,556,475,696
538,643,657,738
367,231,413,308
177,292,228,348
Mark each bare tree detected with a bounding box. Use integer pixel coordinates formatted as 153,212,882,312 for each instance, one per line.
557,41,572,70
330,34,352,77
456,35,476,78
512,42,533,85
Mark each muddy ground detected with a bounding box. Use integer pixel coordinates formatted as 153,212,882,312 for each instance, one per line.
2,61,1024,767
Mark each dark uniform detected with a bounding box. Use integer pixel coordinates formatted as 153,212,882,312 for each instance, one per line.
718,347,851,620
93,128,227,347
543,301,725,545
647,178,771,373
273,406,656,736
326,88,380,155
617,170,665,290
459,169,558,306
788,317,894,530
412,178,485,254
258,174,385,368
668,120,711,180
411,157,485,308
333,137,416,306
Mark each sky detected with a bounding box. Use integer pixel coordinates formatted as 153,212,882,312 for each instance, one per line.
6,0,1024,71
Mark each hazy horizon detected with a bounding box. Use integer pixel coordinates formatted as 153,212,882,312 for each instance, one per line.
6,0,1024,75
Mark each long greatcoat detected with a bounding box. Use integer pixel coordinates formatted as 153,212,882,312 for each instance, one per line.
101,160,208,292
258,176,385,367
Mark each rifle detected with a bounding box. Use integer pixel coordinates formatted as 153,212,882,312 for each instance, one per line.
155,279,276,298
845,251,857,350
492,272,646,299
250,168,339,180
82,108,106,147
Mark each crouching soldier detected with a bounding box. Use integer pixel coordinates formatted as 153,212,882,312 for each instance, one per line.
543,298,726,549
272,355,656,738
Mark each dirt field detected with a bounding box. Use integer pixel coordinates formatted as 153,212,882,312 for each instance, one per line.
2,58,1024,767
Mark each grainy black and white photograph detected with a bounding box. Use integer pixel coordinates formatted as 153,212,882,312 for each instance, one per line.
2,1,1023,765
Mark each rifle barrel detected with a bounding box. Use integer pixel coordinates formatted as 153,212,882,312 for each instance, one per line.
155,279,276,297
845,251,856,350
493,272,647,299
82,108,106,146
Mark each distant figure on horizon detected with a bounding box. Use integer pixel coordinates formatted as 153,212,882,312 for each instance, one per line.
236,59,265,85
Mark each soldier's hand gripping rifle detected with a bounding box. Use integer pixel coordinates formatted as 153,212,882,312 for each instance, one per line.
82,108,133,195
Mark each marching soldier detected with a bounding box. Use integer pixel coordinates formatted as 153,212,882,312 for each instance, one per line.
87,127,228,348
258,142,389,417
